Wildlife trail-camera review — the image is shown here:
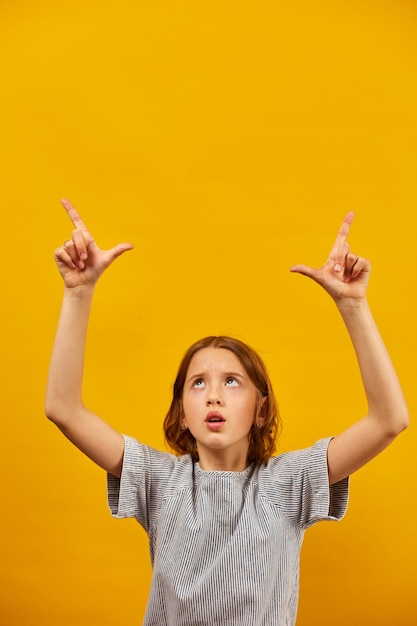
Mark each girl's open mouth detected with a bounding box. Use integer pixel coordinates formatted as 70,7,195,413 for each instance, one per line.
206,411,225,431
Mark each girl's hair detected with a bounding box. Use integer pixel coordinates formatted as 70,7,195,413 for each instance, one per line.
164,336,281,465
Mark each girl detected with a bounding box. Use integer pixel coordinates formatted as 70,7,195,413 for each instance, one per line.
45,199,409,626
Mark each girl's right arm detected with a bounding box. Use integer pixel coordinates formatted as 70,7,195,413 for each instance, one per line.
45,199,133,478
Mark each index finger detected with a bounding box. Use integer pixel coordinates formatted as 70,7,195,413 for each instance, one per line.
61,198,89,231
330,211,355,253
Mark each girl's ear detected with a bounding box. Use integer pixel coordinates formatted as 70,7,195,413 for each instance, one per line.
180,405,188,430
255,395,268,427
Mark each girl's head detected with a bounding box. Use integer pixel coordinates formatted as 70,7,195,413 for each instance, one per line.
164,336,281,465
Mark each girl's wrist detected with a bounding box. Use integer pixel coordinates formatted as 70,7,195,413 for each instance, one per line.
335,297,370,319
63,283,96,300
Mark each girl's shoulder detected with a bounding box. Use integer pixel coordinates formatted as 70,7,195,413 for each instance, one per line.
256,437,333,489
123,434,194,486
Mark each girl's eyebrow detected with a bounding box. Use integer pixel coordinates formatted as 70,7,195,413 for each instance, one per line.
224,371,245,379
186,372,205,383
186,370,246,383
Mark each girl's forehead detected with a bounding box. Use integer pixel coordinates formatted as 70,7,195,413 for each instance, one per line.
187,347,245,373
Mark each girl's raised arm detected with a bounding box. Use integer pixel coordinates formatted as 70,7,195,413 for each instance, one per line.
291,213,409,485
45,199,133,478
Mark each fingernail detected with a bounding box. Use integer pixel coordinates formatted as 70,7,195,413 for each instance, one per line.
334,263,342,272
80,252,87,260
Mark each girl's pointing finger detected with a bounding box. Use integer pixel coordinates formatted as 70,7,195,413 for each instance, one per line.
61,198,89,232
332,211,354,248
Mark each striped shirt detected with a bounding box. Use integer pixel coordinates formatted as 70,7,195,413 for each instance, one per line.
108,436,349,625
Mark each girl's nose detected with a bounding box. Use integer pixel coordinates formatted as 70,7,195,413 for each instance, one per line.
206,394,223,406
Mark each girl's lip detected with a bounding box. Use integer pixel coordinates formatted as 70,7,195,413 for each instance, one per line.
205,411,225,422
206,420,225,431
205,411,225,431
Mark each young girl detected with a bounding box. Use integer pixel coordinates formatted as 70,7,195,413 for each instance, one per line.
45,199,409,626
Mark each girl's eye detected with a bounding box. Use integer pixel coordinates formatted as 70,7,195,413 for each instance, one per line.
193,379,205,388
226,377,239,387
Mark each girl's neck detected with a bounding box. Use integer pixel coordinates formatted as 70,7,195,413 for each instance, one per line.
197,449,249,472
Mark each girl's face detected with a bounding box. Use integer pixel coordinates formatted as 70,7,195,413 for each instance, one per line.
181,347,264,471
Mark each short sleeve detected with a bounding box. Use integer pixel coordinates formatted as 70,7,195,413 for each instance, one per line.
305,437,349,527
259,437,349,529
107,435,178,532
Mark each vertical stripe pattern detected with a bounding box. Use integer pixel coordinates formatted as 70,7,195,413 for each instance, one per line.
107,436,349,625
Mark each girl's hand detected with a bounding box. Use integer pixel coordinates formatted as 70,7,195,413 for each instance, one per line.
54,199,133,290
290,212,370,305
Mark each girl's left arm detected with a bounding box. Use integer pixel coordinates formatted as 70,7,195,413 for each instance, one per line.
291,213,409,485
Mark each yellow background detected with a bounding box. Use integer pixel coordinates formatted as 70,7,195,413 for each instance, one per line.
1,1,416,624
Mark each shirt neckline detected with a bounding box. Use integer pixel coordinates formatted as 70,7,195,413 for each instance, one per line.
195,462,254,479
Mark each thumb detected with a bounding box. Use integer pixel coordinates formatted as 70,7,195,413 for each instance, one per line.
290,264,319,281
102,242,134,269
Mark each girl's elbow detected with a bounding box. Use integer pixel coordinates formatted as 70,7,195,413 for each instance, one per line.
44,400,72,427
398,409,410,433
44,402,62,425
389,407,410,438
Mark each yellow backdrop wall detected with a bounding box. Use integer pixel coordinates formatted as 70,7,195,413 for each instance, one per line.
1,1,416,624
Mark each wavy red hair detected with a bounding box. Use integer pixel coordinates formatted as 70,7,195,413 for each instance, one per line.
163,336,281,465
